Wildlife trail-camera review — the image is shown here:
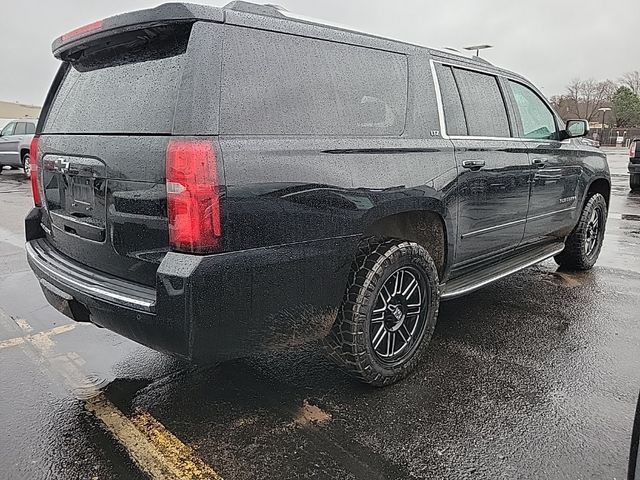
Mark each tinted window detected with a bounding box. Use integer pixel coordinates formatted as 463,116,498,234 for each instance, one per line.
221,27,407,136
509,81,557,140
452,68,510,137
435,64,467,135
25,122,35,134
43,26,190,134
14,123,26,135
1,123,15,136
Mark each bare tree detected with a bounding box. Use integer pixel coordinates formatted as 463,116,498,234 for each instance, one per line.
621,71,640,95
565,78,615,121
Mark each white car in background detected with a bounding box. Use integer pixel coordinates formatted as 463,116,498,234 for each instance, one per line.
0,119,38,178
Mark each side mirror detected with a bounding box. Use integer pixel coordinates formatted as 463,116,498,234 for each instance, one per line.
564,119,589,138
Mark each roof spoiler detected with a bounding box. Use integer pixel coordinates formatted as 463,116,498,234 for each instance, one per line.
52,2,224,60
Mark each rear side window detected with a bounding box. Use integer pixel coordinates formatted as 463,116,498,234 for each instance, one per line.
220,27,407,136
25,123,35,134
434,64,467,136
42,25,191,135
451,67,510,138
14,123,26,135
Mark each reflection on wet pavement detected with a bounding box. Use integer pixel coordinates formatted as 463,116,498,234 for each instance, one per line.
0,150,639,479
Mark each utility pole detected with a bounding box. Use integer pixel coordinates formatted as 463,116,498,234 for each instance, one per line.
598,107,611,145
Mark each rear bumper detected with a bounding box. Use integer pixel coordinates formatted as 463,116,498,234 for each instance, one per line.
26,233,356,361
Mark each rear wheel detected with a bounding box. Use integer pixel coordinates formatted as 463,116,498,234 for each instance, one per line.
555,193,607,271
22,153,31,179
325,239,440,386
631,173,640,191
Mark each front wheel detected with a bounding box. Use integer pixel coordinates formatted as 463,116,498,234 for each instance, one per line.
555,193,607,271
22,154,31,179
325,239,440,386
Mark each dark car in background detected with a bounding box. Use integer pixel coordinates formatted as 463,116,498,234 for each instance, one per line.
630,139,640,191
0,119,38,178
25,1,610,386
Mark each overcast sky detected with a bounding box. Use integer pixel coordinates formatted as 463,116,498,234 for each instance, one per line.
1,0,638,106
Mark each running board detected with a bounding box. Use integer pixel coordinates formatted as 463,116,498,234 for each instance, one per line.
441,242,565,300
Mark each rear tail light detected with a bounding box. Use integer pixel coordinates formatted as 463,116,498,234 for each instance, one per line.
166,140,221,253
631,141,637,159
29,136,41,206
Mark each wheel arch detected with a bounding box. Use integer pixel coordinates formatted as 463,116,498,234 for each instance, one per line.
20,148,30,164
584,177,611,208
362,208,450,280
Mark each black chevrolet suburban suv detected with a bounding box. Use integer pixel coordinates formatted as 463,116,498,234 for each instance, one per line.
26,1,610,386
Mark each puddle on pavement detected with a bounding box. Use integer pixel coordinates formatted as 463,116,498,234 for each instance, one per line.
71,373,114,400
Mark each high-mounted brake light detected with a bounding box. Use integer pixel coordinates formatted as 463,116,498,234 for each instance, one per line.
166,140,221,254
30,136,41,206
61,20,104,41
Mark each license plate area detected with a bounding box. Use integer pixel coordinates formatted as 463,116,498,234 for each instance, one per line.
42,155,107,242
67,176,95,216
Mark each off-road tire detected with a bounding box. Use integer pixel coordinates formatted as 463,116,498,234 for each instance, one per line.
555,193,607,271
631,173,640,191
324,238,440,387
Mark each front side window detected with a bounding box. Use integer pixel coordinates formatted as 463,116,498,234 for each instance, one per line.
1,122,15,136
509,81,557,140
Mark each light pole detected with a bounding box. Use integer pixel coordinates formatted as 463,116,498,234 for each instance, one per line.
598,107,611,145
464,44,493,57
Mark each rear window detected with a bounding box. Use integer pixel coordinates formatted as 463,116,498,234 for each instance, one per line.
42,25,190,135
220,27,407,136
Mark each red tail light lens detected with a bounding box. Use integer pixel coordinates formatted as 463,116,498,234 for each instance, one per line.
30,136,41,206
166,140,221,253
61,20,104,41
631,141,637,159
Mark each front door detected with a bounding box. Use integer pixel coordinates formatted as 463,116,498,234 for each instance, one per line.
505,80,580,243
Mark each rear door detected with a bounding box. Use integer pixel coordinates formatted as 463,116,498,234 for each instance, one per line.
36,22,207,286
505,80,580,242
0,122,20,165
434,62,531,267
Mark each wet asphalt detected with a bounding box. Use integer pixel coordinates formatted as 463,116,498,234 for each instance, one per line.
0,148,638,480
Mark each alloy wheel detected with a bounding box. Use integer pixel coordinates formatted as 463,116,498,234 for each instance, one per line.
369,266,428,366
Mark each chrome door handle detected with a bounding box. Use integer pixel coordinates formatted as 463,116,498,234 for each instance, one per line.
462,160,485,170
532,158,548,168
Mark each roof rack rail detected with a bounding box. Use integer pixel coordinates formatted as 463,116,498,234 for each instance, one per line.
223,1,288,17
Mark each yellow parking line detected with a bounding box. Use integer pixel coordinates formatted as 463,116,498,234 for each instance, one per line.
131,412,223,480
87,393,221,480
0,336,25,350
0,322,76,351
5,315,223,480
